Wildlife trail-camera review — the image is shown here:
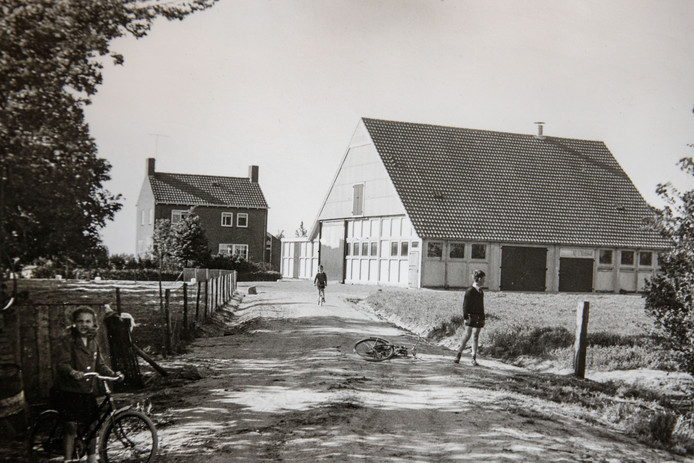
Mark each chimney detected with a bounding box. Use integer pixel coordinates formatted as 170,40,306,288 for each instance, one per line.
249,165,259,183
534,122,545,139
147,158,156,175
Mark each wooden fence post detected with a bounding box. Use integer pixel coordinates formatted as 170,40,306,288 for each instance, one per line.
182,283,188,332
115,287,122,314
204,281,209,318
574,301,590,378
196,281,201,322
164,289,172,355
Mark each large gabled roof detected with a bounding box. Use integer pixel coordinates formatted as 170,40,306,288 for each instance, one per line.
149,172,268,209
362,118,669,249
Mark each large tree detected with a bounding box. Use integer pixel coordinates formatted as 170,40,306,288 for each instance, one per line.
0,0,215,272
644,157,694,373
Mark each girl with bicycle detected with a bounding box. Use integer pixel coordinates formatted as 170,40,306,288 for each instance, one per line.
454,270,486,366
53,306,121,463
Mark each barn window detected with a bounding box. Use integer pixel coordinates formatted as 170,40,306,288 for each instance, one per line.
352,184,364,216
401,241,409,256
427,242,443,259
370,242,378,256
449,243,465,259
391,241,399,257
599,250,613,265
639,252,653,267
471,244,487,260
353,242,360,256
620,251,635,266
362,242,369,256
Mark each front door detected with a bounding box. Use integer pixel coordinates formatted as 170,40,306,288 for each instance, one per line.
408,248,420,288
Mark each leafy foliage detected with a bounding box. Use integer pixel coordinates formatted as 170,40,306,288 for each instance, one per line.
644,157,694,374
152,210,210,270
0,0,215,272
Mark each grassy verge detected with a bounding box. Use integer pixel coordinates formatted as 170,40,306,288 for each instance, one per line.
364,287,693,451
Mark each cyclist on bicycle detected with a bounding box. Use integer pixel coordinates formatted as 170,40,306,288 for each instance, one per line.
53,306,122,463
313,265,327,304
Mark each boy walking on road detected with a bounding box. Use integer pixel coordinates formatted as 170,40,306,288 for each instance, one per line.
454,269,486,366
314,265,327,305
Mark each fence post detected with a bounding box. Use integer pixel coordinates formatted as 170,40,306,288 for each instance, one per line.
204,281,209,318
164,289,172,355
574,301,590,378
196,281,201,322
115,287,122,314
182,283,188,333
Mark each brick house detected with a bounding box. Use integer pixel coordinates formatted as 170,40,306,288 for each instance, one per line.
283,118,670,293
136,159,270,264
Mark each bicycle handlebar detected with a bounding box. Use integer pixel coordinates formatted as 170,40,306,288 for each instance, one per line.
83,372,122,382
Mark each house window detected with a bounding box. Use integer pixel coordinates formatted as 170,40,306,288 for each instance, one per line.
427,242,443,259
171,209,188,224
620,251,635,266
237,213,248,228
471,244,487,259
639,251,653,267
352,184,364,216
221,212,233,227
220,244,248,259
148,209,153,225
449,243,465,259
599,250,613,265
141,210,145,226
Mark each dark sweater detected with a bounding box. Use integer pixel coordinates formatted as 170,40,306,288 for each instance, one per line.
462,286,485,321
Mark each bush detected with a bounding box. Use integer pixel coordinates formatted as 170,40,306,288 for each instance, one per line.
630,410,678,446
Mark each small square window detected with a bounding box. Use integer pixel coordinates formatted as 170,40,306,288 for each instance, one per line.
221,212,233,227
401,241,409,256
471,244,486,260
346,243,352,256
237,213,248,228
449,243,465,259
370,242,378,256
621,251,635,266
599,250,613,265
427,242,443,259
362,242,369,256
171,210,188,224
411,242,419,249
639,252,653,267
353,242,360,256
391,241,399,257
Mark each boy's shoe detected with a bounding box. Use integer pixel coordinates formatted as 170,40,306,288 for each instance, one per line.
470,358,479,366
453,354,461,364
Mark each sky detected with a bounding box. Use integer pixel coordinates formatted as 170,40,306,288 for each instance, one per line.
84,0,694,255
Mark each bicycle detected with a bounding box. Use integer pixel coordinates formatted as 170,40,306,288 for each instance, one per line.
28,373,158,463
317,286,326,306
353,336,421,362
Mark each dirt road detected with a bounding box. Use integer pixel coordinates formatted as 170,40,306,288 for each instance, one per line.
147,280,683,462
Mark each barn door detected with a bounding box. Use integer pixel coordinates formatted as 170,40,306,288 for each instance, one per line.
559,258,594,292
500,246,547,291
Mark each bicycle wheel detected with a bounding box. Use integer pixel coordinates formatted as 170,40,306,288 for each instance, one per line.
28,409,64,462
99,410,158,463
354,337,395,362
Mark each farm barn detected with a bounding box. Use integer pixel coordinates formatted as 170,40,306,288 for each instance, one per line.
282,118,670,293
136,159,277,267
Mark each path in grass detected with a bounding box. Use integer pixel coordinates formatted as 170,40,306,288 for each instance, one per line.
141,280,684,462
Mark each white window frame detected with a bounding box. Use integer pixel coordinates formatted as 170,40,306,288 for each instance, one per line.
237,213,249,228
148,209,154,225
140,210,145,226
221,212,233,227
171,209,189,224
219,243,233,255
232,244,248,259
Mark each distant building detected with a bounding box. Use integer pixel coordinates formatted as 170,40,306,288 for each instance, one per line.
282,118,670,293
136,158,270,264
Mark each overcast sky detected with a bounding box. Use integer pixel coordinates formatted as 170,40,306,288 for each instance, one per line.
85,0,694,255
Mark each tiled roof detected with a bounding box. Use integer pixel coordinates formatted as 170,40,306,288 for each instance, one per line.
362,118,669,249
149,173,268,209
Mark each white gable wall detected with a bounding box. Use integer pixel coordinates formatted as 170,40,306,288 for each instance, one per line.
318,121,406,221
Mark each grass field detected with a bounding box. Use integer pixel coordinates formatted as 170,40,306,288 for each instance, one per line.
365,288,675,372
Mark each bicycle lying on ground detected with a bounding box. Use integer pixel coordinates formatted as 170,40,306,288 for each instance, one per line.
353,336,421,362
28,373,158,463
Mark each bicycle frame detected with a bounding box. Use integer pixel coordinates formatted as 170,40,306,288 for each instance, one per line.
71,375,120,452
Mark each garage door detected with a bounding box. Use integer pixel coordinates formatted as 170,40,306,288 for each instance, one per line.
559,258,594,292
501,246,547,291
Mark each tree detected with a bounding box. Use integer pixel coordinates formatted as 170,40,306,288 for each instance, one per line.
644,157,694,373
295,221,308,238
170,209,210,267
0,0,215,273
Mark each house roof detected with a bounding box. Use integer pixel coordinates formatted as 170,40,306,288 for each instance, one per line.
149,172,268,209
362,118,669,249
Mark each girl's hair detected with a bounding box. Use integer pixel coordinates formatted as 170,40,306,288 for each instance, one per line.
72,306,97,322
472,269,486,282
